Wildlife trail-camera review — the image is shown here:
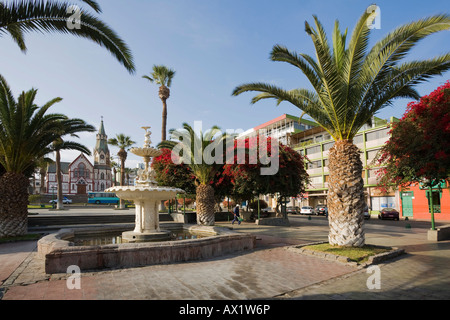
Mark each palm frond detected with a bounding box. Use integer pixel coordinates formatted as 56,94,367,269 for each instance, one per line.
0,0,135,73
233,10,450,142
58,140,91,155
159,122,229,184
79,0,101,13
107,133,135,149
143,65,176,87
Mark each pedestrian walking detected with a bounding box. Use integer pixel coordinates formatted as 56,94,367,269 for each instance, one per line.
232,205,241,225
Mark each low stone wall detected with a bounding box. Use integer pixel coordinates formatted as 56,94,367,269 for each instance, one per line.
427,225,450,241
38,224,256,274
256,217,290,226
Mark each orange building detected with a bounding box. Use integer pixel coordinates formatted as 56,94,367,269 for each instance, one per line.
399,181,450,221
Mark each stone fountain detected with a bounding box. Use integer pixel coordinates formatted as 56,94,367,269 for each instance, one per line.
37,126,256,273
105,127,184,242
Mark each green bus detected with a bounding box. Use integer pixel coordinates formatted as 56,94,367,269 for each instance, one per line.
88,192,119,204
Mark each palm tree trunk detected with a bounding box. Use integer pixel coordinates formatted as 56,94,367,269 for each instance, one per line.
39,167,46,194
327,140,365,247
56,150,64,210
196,183,215,226
118,150,127,209
0,172,29,237
161,98,167,141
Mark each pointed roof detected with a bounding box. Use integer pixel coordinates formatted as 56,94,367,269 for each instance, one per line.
47,162,70,174
69,153,93,169
95,118,109,155
98,118,106,136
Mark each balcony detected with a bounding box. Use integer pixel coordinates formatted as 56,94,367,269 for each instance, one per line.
307,168,323,175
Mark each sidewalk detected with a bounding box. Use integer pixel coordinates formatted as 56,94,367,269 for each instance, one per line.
1,217,450,300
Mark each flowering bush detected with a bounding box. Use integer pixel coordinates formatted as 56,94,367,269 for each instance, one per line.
222,136,308,201
376,81,450,190
151,148,196,194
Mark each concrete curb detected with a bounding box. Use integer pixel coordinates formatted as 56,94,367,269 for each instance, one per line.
286,241,406,268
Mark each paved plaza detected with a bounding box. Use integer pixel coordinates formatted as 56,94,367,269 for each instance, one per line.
1,209,450,302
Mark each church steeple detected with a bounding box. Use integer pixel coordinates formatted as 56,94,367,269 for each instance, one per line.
94,117,110,167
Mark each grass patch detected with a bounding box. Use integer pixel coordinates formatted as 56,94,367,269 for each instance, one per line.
302,243,392,263
28,205,52,209
0,233,42,244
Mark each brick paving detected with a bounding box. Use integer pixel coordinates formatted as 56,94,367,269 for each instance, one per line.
1,216,450,300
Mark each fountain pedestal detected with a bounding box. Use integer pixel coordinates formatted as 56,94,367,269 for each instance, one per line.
105,127,184,242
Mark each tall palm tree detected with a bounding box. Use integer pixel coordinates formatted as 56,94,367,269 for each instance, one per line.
158,123,231,226
142,65,176,141
233,10,450,247
0,75,66,237
108,133,135,208
0,0,135,73
52,118,95,209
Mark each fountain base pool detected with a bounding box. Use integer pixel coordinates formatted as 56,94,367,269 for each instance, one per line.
121,229,172,242
38,223,256,274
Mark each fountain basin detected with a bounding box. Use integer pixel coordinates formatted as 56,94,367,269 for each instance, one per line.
38,223,256,274
106,185,184,242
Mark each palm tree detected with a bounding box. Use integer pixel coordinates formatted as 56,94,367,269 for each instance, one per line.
158,123,231,226
0,75,66,237
110,159,119,186
233,10,450,247
108,134,135,208
0,0,135,73
142,65,176,141
52,118,95,209
35,156,53,195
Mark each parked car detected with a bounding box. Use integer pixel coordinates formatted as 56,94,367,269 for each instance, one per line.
300,206,314,215
49,197,72,204
363,206,371,220
314,205,327,216
286,206,299,214
378,208,399,221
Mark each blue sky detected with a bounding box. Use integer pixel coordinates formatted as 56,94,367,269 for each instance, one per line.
1,0,449,167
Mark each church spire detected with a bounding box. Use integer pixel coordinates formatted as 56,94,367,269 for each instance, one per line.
94,117,110,166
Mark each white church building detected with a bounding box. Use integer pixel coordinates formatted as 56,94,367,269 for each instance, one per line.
45,120,113,195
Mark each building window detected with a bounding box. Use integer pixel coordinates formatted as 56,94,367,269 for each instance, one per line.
354,134,364,145
323,142,334,151
78,163,85,177
426,191,442,213
307,160,322,169
306,145,321,155
371,196,396,211
101,172,105,180
365,128,389,142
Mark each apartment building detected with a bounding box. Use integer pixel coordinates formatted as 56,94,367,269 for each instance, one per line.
237,114,318,209
238,114,317,144
290,117,399,214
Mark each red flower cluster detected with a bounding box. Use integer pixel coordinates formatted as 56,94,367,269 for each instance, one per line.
376,81,450,189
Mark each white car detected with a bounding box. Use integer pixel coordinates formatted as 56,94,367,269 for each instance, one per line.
49,197,72,204
300,206,314,215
